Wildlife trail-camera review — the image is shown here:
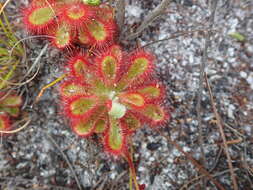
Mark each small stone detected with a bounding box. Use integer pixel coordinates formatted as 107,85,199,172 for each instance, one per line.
240,71,247,78
147,142,162,151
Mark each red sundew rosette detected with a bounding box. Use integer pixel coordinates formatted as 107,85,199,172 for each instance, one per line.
103,118,128,156
22,3,57,34
59,2,95,29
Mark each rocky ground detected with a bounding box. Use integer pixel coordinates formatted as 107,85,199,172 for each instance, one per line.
0,0,253,189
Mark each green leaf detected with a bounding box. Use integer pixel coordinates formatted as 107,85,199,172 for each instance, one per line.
140,104,165,123
121,113,141,132
87,20,106,41
82,0,101,6
29,7,54,26
0,115,8,130
120,93,145,107
72,58,89,77
66,5,85,20
229,32,246,42
101,56,117,81
127,58,149,79
94,119,106,133
54,24,71,48
70,97,96,116
137,85,161,100
107,118,124,153
0,95,22,107
117,55,152,90
61,82,89,97
2,107,19,117
73,119,94,136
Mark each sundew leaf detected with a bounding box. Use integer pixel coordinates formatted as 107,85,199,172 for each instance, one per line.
119,93,145,107
60,82,89,97
106,118,125,155
53,24,71,49
28,6,54,26
0,95,22,107
66,5,86,20
0,114,9,130
86,20,106,41
82,0,101,6
127,57,149,79
140,104,166,123
69,96,97,117
121,112,141,133
2,107,20,117
78,29,91,45
117,52,154,90
137,84,162,101
73,119,94,136
100,55,118,82
70,57,90,78
94,119,106,133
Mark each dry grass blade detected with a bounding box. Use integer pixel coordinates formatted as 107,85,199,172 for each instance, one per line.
0,0,11,15
115,0,125,35
0,117,31,134
204,73,239,190
126,0,171,40
35,73,66,103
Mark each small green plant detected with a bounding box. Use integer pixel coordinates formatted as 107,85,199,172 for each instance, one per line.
0,4,24,90
22,0,116,49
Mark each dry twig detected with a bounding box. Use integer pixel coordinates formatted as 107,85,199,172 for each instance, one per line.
115,0,125,35
196,0,218,187
204,73,239,190
126,0,171,40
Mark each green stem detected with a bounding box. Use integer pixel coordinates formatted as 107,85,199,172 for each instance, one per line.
0,60,19,89
123,146,140,190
